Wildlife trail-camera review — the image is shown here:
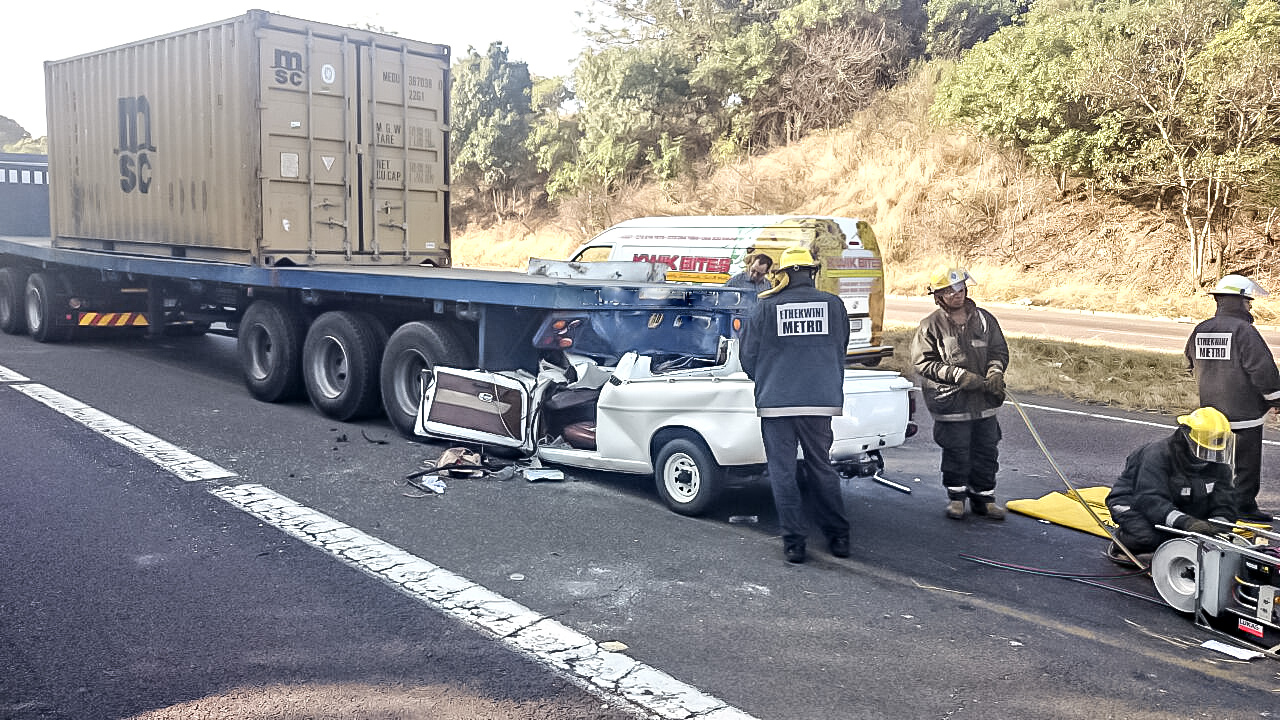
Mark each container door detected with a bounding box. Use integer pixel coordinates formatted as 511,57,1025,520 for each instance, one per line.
361,45,450,265
258,28,357,262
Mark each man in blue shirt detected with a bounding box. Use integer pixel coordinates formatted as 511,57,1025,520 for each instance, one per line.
727,253,773,294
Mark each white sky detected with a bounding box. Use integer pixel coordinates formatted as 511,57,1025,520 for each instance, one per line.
1,1,595,138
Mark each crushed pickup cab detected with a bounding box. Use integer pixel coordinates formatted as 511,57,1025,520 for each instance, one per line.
415,304,916,515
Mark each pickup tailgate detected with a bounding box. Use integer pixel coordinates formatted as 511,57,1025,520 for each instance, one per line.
830,370,915,461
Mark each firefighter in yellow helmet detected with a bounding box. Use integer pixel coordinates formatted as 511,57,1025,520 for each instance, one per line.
741,246,851,563
911,266,1011,520
1103,407,1238,565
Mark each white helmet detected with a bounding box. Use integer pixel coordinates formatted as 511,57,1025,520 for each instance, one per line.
927,267,974,295
1210,274,1268,299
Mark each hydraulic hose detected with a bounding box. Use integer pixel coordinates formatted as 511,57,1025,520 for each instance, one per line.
1004,390,1149,571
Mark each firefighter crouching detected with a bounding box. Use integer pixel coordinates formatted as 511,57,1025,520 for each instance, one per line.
1104,407,1238,565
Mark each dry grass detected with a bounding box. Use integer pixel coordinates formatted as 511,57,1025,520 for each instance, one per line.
879,325,1199,416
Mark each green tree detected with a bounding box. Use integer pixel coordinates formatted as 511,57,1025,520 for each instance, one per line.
0,116,30,148
450,43,536,219
1078,0,1278,282
931,1,1104,191
561,42,704,204
924,0,1025,59
567,0,923,196
527,76,581,200
933,0,1280,283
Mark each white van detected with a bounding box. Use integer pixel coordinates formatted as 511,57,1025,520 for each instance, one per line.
568,215,892,365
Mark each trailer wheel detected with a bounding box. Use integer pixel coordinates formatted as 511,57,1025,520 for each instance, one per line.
380,321,473,437
0,267,29,335
238,300,304,402
654,435,724,516
25,272,73,343
303,311,386,421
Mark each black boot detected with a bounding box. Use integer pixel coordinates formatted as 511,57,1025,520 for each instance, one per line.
784,541,806,564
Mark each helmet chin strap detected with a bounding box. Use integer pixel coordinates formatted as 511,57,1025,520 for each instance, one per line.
758,270,789,298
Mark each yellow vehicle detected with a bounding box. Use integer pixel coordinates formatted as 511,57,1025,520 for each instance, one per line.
568,215,891,365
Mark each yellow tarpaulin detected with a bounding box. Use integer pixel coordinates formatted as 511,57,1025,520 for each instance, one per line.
1007,486,1116,538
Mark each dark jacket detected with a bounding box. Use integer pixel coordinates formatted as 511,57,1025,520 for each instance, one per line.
740,273,849,416
1106,429,1236,528
911,299,1009,422
1184,300,1280,429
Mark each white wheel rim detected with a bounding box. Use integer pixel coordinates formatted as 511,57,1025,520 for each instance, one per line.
663,452,700,503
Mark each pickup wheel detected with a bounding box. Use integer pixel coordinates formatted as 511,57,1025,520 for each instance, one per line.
25,272,73,343
380,321,473,437
303,310,386,421
0,267,29,335
238,300,305,402
654,436,723,516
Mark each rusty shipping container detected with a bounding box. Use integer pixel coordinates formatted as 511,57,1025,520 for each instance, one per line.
45,10,451,266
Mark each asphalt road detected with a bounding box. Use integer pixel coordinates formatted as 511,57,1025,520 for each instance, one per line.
0,381,634,720
886,295,1280,355
2,329,1279,719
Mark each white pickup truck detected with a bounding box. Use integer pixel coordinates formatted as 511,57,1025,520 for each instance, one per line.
415,305,917,515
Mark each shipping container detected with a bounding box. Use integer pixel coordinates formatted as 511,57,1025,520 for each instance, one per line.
45,10,451,266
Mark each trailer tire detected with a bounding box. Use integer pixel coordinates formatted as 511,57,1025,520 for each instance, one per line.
0,267,29,335
25,272,73,343
380,321,473,437
303,310,386,421
238,300,305,402
654,434,723,516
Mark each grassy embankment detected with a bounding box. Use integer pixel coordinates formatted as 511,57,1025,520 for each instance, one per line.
878,325,1199,417
451,68,1275,420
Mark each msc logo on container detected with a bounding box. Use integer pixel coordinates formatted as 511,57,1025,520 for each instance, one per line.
117,96,156,194
272,49,304,86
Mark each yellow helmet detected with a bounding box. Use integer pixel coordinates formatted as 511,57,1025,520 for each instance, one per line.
1176,407,1235,465
1209,274,1268,299
927,266,974,295
776,246,819,270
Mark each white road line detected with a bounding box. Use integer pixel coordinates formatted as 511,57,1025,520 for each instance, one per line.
0,363,30,382
8,382,237,482
213,483,756,720
1,362,755,719
1016,400,1280,447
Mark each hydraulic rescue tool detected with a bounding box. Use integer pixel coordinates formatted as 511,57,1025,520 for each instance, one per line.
1150,521,1280,658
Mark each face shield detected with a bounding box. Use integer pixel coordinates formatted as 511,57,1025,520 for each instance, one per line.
1181,424,1236,466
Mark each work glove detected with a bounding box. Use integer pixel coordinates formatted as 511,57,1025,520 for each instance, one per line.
984,368,1005,395
1175,516,1216,535
958,370,985,392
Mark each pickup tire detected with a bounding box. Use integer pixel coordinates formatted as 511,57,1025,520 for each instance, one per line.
0,267,28,335
238,300,305,402
303,311,387,421
654,435,723,516
380,321,473,437
25,272,73,343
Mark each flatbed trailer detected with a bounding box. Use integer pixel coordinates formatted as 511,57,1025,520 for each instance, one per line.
0,233,753,435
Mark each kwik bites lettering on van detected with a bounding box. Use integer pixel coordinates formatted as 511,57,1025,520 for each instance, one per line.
622,232,742,283
568,216,891,364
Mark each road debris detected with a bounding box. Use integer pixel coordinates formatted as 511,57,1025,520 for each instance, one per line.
1201,639,1265,661
360,429,390,445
